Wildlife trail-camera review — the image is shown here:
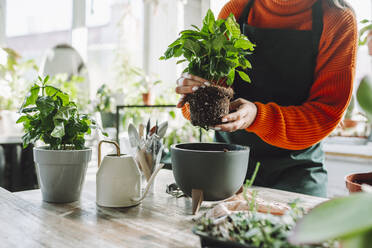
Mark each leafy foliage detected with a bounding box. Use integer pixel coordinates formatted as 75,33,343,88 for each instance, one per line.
17,76,107,150
0,48,38,110
95,84,114,113
160,9,255,86
358,19,372,46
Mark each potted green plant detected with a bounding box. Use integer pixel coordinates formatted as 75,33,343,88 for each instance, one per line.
160,9,255,128
137,75,161,105
95,84,116,128
17,76,106,203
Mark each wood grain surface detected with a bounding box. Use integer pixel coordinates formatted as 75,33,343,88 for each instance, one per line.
3,169,327,248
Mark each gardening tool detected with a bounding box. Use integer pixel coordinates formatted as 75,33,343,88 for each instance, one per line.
128,121,168,181
96,140,164,207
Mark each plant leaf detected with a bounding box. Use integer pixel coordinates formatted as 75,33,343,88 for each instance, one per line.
51,121,65,138
227,69,235,86
237,70,251,83
36,96,55,117
289,193,372,245
54,106,76,121
202,9,215,34
20,85,40,110
356,76,372,122
234,39,255,50
226,13,241,39
16,115,30,124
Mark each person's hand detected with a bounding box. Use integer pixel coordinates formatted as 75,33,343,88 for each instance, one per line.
212,98,257,132
175,73,211,108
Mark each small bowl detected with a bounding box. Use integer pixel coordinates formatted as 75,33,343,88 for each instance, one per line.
345,172,372,193
171,143,250,201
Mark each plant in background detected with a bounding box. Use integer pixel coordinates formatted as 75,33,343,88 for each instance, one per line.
95,84,114,113
358,19,372,46
0,48,38,110
17,76,106,150
160,9,255,128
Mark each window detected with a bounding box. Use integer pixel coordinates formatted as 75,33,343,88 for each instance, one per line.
6,0,72,37
86,0,111,27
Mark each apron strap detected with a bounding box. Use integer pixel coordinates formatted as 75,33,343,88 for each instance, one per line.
311,0,324,58
237,0,254,27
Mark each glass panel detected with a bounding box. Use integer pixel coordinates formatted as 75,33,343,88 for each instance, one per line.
6,0,72,37
86,0,111,27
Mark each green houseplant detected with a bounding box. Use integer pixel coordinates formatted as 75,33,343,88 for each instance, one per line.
160,9,255,128
95,84,116,128
17,76,106,203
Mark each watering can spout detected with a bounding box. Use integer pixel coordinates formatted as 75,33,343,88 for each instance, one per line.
131,163,165,202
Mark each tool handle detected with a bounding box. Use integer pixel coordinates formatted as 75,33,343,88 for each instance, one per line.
98,140,121,167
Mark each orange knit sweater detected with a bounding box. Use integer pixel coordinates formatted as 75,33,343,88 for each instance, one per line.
182,0,357,150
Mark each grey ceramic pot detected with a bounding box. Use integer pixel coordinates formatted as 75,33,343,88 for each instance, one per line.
171,143,250,201
33,147,92,203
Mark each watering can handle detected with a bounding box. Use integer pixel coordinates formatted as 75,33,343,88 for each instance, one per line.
98,140,121,168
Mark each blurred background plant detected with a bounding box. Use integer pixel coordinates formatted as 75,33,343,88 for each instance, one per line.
0,48,38,110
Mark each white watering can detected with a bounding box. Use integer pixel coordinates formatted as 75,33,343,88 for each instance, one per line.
96,140,164,207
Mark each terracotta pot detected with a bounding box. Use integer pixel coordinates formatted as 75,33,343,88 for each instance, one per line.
342,119,358,129
142,92,152,105
345,171,372,193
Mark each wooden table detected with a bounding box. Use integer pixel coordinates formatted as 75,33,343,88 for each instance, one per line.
1,169,326,248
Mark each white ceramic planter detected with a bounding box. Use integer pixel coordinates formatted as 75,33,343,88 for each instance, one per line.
33,147,92,203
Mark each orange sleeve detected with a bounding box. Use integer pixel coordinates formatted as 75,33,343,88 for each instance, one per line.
181,103,191,120
245,9,357,150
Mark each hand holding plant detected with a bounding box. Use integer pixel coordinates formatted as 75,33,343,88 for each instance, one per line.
160,9,255,128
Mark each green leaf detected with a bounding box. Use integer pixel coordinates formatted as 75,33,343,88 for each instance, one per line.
212,34,226,51
45,86,69,105
234,39,254,50
289,193,372,245
176,59,186,64
168,38,182,48
169,110,176,119
43,75,49,83
202,9,215,34
341,230,372,248
191,24,200,31
20,85,40,110
51,121,65,138
359,24,372,45
54,106,76,121
183,39,200,55
20,107,38,113
36,96,55,117
357,76,372,122
361,19,370,24
237,70,251,83
16,115,30,124
227,69,235,86
226,13,241,39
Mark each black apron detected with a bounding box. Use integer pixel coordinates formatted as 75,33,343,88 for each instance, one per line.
215,0,328,197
